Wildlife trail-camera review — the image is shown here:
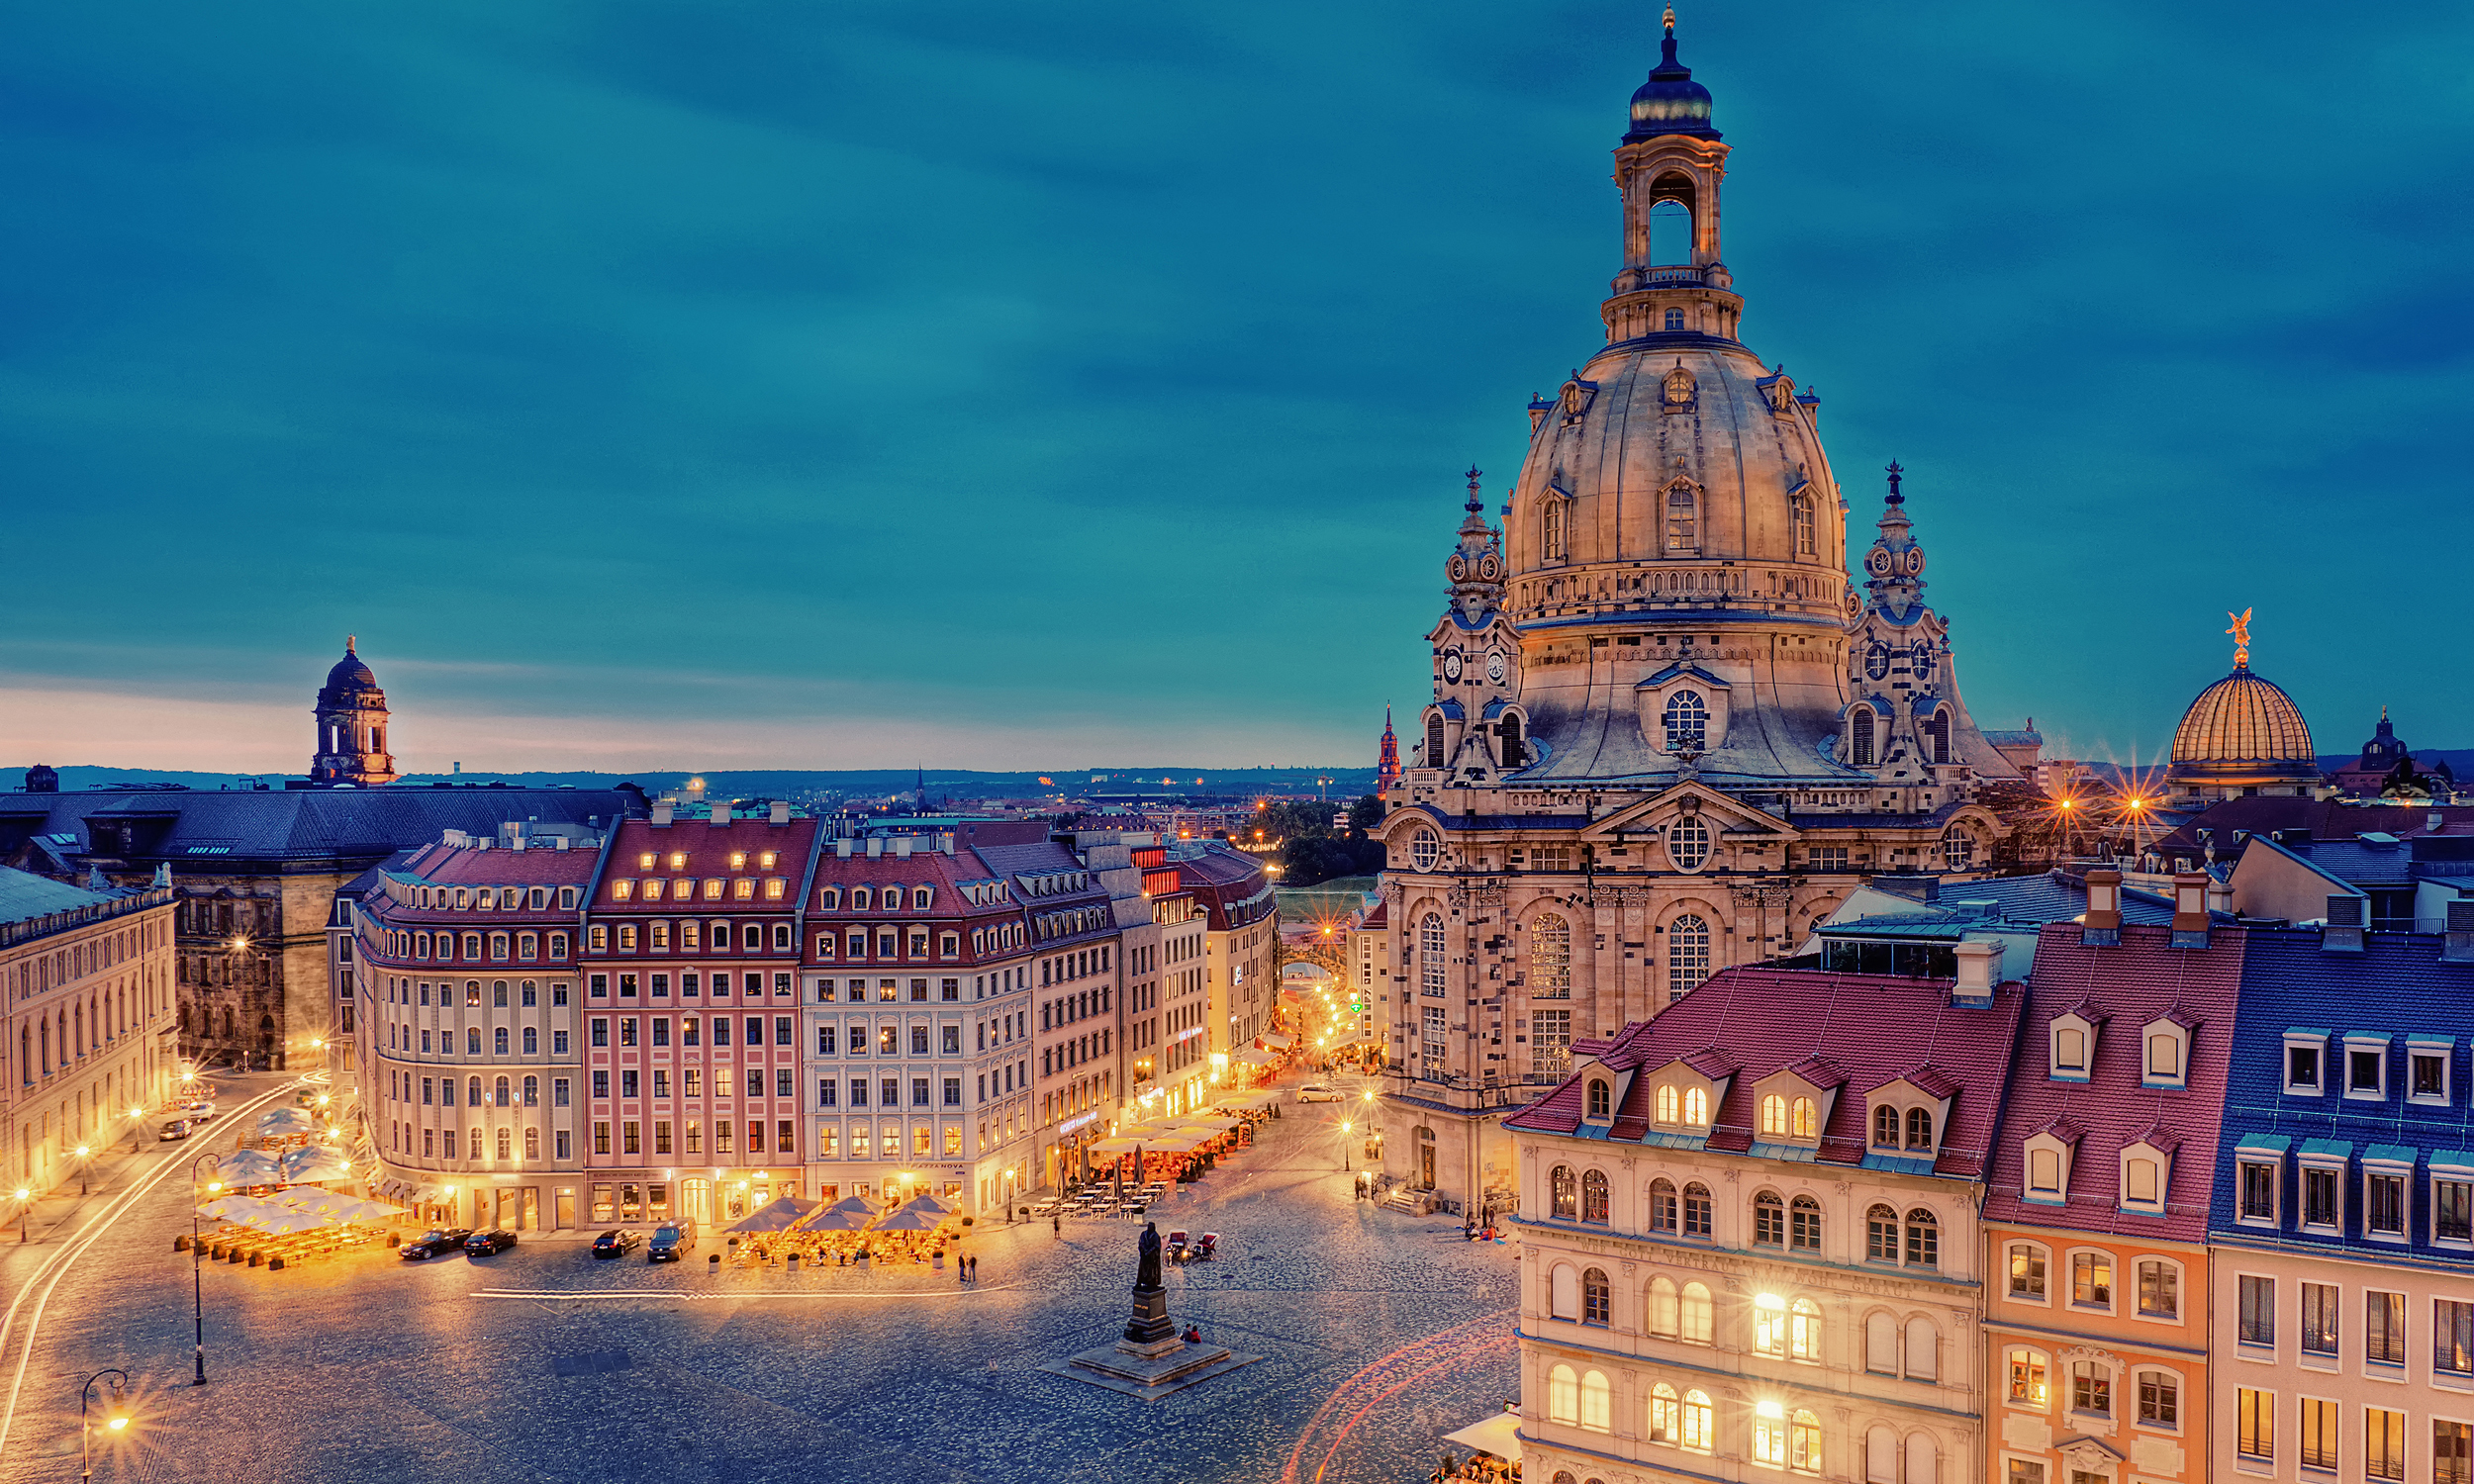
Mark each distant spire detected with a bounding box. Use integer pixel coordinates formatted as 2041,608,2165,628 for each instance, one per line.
1464,465,1483,512
1883,460,1904,506
346,634,356,653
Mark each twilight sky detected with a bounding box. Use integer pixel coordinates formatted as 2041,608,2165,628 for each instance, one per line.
4,2,2469,776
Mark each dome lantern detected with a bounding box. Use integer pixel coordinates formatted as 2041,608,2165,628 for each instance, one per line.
1627,8,1720,143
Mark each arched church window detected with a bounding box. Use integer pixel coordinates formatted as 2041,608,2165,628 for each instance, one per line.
1668,913,1712,999
1425,713,1445,769
1663,692,1708,753
1530,914,1571,999
1418,913,1447,997
1793,495,1816,556
1852,708,1875,767
1542,500,1568,562
1665,483,1698,552
1924,709,1951,765
1497,714,1525,769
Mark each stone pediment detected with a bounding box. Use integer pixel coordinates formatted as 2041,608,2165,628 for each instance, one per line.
1580,784,1788,841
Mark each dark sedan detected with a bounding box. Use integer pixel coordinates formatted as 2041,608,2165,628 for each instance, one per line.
464,1228,519,1256
591,1229,643,1259
399,1228,474,1260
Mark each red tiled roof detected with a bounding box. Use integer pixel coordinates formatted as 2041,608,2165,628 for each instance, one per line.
404,841,604,886
1506,966,2027,1179
1979,922,2248,1241
597,818,818,909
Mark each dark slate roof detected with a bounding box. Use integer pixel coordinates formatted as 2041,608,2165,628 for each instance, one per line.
1981,923,2249,1241
1824,872,2199,940
2211,925,2474,1257
0,788,639,866
2153,797,2474,862
1167,841,1276,930
1505,965,2027,1179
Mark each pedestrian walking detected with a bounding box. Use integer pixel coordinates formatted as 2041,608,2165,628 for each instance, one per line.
968,1254,978,1279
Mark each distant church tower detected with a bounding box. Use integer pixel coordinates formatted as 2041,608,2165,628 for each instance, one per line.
312,636,398,786
1376,705,1402,795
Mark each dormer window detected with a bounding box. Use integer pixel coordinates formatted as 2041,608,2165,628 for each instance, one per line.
1905,1108,1935,1152
1683,1088,1709,1127
2141,1015,2192,1090
2283,1030,2327,1095
1759,1094,1820,1140
2411,1037,2453,1105
818,887,840,909
2055,1027,2086,1074
2346,1034,2390,1100
851,886,873,910
1872,1106,1900,1148
1657,1085,1679,1124
2049,1010,2099,1081
2023,1125,2080,1205
2121,1142,2172,1215
1586,1078,1612,1121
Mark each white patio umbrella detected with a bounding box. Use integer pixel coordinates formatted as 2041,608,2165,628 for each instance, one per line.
214,1150,281,1185
795,1205,875,1233
255,1107,317,1136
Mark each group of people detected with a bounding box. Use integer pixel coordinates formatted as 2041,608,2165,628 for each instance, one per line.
1431,1452,1518,1483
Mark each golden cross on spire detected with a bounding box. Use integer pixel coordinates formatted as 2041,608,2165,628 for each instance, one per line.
2225,607,2253,669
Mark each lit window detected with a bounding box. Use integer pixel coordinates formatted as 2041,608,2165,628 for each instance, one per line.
1682,1088,1709,1126
1656,1084,1680,1124
2009,1244,2046,1298
2008,1348,2048,1408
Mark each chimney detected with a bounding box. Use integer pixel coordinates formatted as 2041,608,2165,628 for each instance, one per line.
2445,899,2474,965
769,799,791,826
511,833,527,852
939,832,956,855
2208,875,2234,916
895,837,914,859
1951,939,2001,1005
2323,894,2365,954
712,804,732,827
2170,871,2211,949
651,802,674,827
554,835,572,852
2082,869,2123,946
866,837,884,859
835,839,853,859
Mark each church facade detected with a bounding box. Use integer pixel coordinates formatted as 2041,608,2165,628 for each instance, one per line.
1373,19,2025,1214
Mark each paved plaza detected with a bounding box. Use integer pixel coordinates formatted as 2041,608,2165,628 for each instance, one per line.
1,1074,1519,1484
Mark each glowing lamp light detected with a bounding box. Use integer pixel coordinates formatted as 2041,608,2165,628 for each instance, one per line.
74,1146,89,1159
1757,1400,1786,1420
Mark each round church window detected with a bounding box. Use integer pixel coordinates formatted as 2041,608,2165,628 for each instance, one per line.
1409,830,1442,872
1668,817,1712,873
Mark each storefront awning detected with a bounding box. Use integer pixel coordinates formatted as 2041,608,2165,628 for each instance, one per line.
1442,1412,1522,1462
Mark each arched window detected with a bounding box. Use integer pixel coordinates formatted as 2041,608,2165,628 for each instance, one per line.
1791,1194,1823,1251
522,1074,538,1107
1791,1298,1823,1360
1682,1088,1709,1126
1425,712,1446,768
1668,914,1711,999
523,1126,539,1160
1551,1263,1580,1321
1649,1179,1678,1232
1650,1382,1681,1443
1906,1107,1935,1151
1582,1268,1611,1325
1790,1096,1818,1139
1682,1182,1714,1238
1851,706,1876,766
1905,1209,1941,1268
1579,1369,1611,1432
1532,914,1571,998
1649,1274,1680,1335
1792,494,1816,557
1866,1204,1901,1262
1542,500,1568,562
1656,1084,1680,1124
1791,1410,1823,1473
1924,708,1951,765
1498,714,1525,768
1549,1363,1578,1424
494,1075,511,1107
1942,830,1974,873
1665,482,1698,552
1866,1310,1900,1374
1681,1281,1714,1345
1760,1093,1788,1135
1418,913,1447,997
1754,1190,1785,1246
1873,1105,1901,1147
1551,1164,1578,1220
1585,1078,1611,1120
1866,1426,1899,1484
1581,1170,1610,1224
466,1075,482,1106
1682,1389,1714,1451
1663,692,1709,753
1754,1403,1787,1466
1755,1292,1788,1354
1906,1315,1941,1379
495,1127,512,1160
1904,1436,1939,1484
494,1026,510,1055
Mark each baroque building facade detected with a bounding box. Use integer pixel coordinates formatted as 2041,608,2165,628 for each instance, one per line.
1374,18,2023,1215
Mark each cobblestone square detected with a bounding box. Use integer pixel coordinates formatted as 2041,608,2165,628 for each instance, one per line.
1,1075,1517,1484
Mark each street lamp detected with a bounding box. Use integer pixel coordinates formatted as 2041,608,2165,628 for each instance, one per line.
13,1186,29,1244
75,1144,92,1196
190,1155,222,1385
128,1106,146,1154
79,1367,132,1480
1341,1120,1353,1172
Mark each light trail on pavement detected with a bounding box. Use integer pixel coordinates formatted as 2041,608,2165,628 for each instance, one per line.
0,1074,304,1457
1278,1305,1520,1484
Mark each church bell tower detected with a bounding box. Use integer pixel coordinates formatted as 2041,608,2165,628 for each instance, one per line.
311,636,398,787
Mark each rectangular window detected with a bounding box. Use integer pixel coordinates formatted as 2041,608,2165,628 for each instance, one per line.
2303,1165,2341,1229
2071,1361,2111,1417
2008,1349,2047,1407
2437,1422,2473,1484
2367,1290,2406,1365
552,1077,569,1108
2138,1260,2178,1320
555,1129,570,1159
2440,1179,2474,1245
590,1018,609,1048
2009,1245,2046,1299
2415,1050,2451,1102
653,1120,672,1155
2302,1282,2340,1357
620,1069,638,1098
2239,1275,2277,1347
2288,1043,2322,1093
2006,1462,2044,1484
593,1121,611,1156
2137,1371,2177,1428
2073,1251,2113,1308
817,1079,837,1108
2300,1397,2337,1471
2368,1406,2407,1482
2236,1388,2274,1462
2438,1299,2474,1375
2369,1171,2409,1237
592,1070,609,1099
2352,1045,2389,1097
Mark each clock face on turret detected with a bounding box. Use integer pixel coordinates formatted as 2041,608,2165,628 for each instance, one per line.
1486,649,1506,685
1865,548,1893,577
1447,554,1469,582
1477,551,1500,581
1442,649,1464,684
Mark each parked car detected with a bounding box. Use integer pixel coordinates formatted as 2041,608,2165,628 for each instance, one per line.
646,1222,696,1262
156,1119,193,1142
176,1101,218,1121
464,1228,519,1256
1295,1085,1342,1103
399,1229,474,1260
591,1229,643,1260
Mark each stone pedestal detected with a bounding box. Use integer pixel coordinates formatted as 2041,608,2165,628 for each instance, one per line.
1122,1285,1177,1345
1045,1284,1261,1398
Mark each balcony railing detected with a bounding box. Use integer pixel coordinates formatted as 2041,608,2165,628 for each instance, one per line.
1642,264,1705,288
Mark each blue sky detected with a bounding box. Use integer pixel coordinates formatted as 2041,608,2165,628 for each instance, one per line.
3,2,2468,775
